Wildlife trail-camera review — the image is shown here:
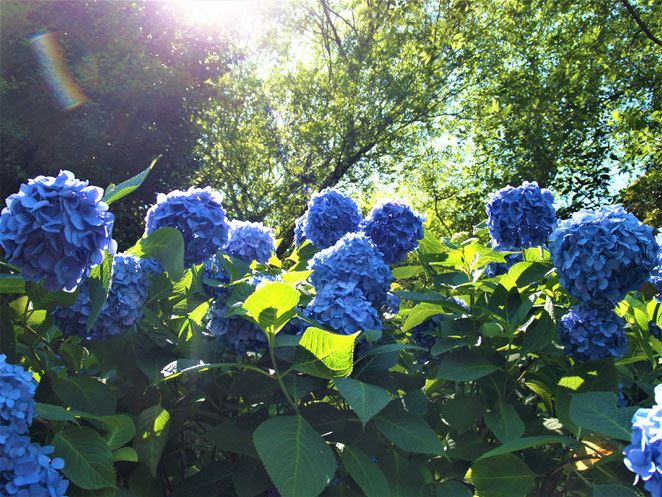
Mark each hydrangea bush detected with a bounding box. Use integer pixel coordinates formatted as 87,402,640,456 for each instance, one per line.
3,172,662,497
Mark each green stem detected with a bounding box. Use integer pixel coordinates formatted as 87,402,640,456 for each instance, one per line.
268,333,300,414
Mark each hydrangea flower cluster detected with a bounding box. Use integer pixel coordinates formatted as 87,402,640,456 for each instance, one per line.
309,233,392,305
205,300,267,355
53,254,151,341
0,427,69,497
550,205,658,306
623,384,662,497
650,245,662,301
144,186,229,266
617,384,628,408
224,220,276,264
0,170,115,292
302,188,362,249
294,213,307,246
557,305,628,361
304,281,383,335
484,251,523,278
650,322,662,341
359,199,425,265
486,181,556,249
0,355,37,435
409,298,468,354
382,292,401,317
202,255,231,298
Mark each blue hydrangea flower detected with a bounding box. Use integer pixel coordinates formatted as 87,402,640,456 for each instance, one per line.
309,233,392,304
557,305,628,361
0,355,37,435
359,199,425,265
382,292,401,317
550,205,658,305
0,170,115,292
53,253,151,341
138,256,164,275
409,298,467,353
144,187,229,266
294,213,307,246
484,251,524,278
201,255,231,298
205,300,267,355
486,181,556,250
650,244,662,301
224,220,276,264
618,384,628,407
303,280,382,335
623,384,662,497
651,322,662,341
0,427,69,497
302,188,362,249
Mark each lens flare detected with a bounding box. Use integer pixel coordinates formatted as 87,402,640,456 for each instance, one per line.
30,32,87,110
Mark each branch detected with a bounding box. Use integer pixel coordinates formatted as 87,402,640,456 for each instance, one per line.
619,0,662,47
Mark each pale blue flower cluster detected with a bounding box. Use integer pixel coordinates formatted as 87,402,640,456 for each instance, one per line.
205,300,267,355
359,199,425,264
557,305,628,361
0,355,36,435
486,181,556,249
53,254,151,341
623,384,662,497
144,186,229,266
224,220,276,264
550,205,658,305
0,427,69,497
0,170,115,292
304,280,383,335
309,233,392,305
302,188,362,249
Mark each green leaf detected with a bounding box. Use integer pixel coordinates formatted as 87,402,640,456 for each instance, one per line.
293,327,358,379
476,435,579,460
569,391,636,441
502,261,553,289
334,378,391,427
340,445,391,497
133,405,171,476
439,395,486,434
402,302,446,332
280,270,314,284
170,462,234,497
435,480,473,497
36,402,78,423
52,427,116,490
26,281,79,310
113,447,139,462
392,266,425,279
128,227,185,281
471,454,534,497
429,338,470,356
204,417,262,458
436,348,498,381
243,281,300,335
253,415,336,497
87,250,114,331
357,343,424,357
484,402,525,443
102,155,159,205
51,377,116,416
379,450,426,497
102,414,136,450
520,312,555,355
233,457,271,497
593,484,642,497
0,273,25,293
374,407,443,455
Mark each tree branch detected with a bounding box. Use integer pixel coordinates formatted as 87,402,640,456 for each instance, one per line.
619,0,662,47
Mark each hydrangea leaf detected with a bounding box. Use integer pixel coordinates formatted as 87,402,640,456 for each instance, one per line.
439,395,486,434
401,302,446,332
434,480,473,497
501,261,554,289
521,312,556,355
51,376,116,416
294,327,358,379
242,281,300,335
569,391,636,441
112,447,139,463
593,484,641,497
374,406,444,455
232,457,271,497
52,426,117,490
129,227,185,281
26,280,79,310
86,250,114,331
334,378,391,427
471,454,534,497
101,414,137,451
476,435,580,461
133,405,171,477
340,445,391,497
392,265,425,279
436,348,498,382
379,448,426,497
253,415,336,497
102,156,159,205
484,402,525,443
169,461,234,497
0,273,25,293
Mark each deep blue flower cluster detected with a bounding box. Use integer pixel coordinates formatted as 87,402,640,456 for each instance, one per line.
53,254,151,341
484,251,524,278
550,205,658,306
410,314,444,352
138,256,164,275
0,427,69,497
382,292,401,317
651,244,662,301
309,233,392,305
294,213,307,246
0,355,36,435
624,384,662,497
617,384,628,408
144,187,229,266
304,280,383,335
651,322,662,341
557,305,628,361
202,255,231,298
302,188,362,249
0,170,115,292
205,300,267,355
486,181,556,249
224,220,276,264
359,199,425,265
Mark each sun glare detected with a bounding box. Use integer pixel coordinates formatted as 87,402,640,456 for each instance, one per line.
174,1,259,28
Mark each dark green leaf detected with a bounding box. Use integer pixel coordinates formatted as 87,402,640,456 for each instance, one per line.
334,378,391,427
52,427,116,490
128,227,185,281
87,250,114,331
435,480,473,497
374,407,443,455
484,402,525,443
133,405,171,476
340,445,391,497
170,462,233,497
51,377,116,416
476,435,579,460
593,484,641,497
102,155,159,204
436,349,498,381
569,391,636,441
26,281,79,310
471,454,534,497
0,273,25,293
